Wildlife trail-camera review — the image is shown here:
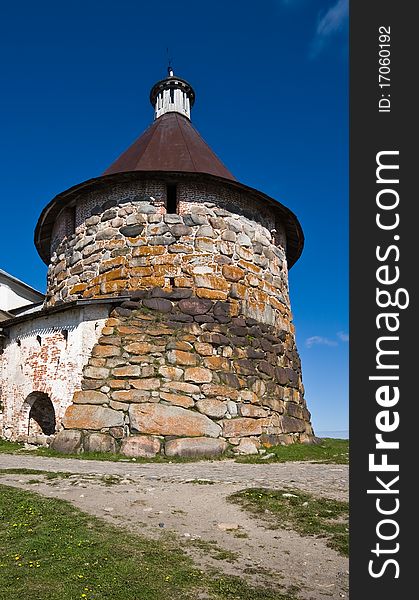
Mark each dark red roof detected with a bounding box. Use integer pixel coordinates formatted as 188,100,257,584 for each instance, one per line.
103,112,236,181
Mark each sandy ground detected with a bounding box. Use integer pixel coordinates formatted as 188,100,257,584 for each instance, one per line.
0,453,349,600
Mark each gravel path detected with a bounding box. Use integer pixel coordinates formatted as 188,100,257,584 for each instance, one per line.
0,453,349,599
0,454,348,500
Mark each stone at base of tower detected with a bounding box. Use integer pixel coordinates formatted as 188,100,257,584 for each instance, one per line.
51,284,314,457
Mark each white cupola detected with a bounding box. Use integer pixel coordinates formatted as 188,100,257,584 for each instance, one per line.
149,67,196,120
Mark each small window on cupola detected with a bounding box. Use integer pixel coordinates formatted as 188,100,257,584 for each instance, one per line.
166,184,178,214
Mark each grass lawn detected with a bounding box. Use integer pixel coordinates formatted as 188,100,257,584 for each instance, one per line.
0,437,349,465
235,438,349,464
228,488,349,557
0,484,299,600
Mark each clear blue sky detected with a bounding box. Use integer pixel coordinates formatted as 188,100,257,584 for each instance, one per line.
0,0,348,433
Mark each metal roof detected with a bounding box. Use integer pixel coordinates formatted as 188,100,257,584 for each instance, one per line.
103,112,236,181
0,269,45,298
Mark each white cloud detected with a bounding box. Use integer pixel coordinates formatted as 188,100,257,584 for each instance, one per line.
305,336,338,348
317,0,348,37
337,331,349,342
310,0,348,57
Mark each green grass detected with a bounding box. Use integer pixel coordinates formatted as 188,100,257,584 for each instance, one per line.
0,437,348,465
0,439,232,463
235,438,349,465
188,538,239,562
0,468,71,478
228,487,349,557
0,484,299,600
0,439,25,453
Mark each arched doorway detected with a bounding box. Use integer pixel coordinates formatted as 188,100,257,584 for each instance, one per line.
22,392,56,437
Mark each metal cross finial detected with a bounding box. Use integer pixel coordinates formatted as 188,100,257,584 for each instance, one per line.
166,48,173,77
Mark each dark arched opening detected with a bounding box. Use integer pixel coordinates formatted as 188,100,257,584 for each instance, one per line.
27,393,56,436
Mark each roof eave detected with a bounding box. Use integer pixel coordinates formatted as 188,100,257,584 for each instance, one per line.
34,171,304,269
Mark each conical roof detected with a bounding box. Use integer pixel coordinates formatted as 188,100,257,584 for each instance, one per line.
103,111,236,181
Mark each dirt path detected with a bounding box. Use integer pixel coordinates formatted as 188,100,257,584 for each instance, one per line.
0,454,349,600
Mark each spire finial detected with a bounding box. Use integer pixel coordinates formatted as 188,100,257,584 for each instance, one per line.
166,48,174,77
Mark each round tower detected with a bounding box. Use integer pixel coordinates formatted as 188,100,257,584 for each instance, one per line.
36,70,314,456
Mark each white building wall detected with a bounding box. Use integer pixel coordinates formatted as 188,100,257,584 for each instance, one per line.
0,282,40,312
0,304,109,441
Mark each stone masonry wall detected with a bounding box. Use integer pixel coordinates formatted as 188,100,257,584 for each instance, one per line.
46,182,290,335
53,292,313,457
33,178,314,456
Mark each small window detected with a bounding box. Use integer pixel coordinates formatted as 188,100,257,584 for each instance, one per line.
170,88,175,102
65,205,76,236
166,184,178,214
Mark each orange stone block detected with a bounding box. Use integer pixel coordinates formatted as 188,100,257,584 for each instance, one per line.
231,283,247,299
83,285,101,298
100,256,126,272
92,345,121,358
174,275,193,287
222,417,263,437
263,281,279,296
194,342,214,356
69,283,87,294
131,266,153,277
63,405,124,430
133,276,166,288
167,349,198,366
90,268,124,286
196,288,228,300
129,378,161,390
105,318,121,327
107,239,125,248
101,327,114,335
269,296,287,312
184,367,213,383
129,403,221,437
159,391,194,408
153,264,179,277
162,381,200,394
203,355,231,371
124,342,152,354
246,273,261,287
101,280,128,294
153,254,179,265
112,365,142,378
194,274,229,291
133,245,166,256
237,259,262,274
201,384,239,400
117,325,142,335
222,265,245,282
108,379,130,389
249,288,270,304
111,389,152,403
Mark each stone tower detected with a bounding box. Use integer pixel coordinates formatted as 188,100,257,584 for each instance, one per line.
1,69,314,456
